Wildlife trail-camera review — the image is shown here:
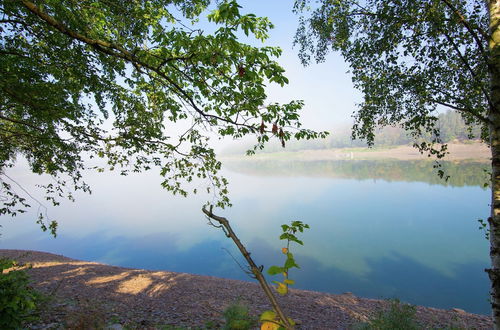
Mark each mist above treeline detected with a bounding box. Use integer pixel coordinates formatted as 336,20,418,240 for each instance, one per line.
222,110,483,155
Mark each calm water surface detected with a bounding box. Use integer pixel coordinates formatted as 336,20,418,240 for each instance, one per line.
0,159,491,314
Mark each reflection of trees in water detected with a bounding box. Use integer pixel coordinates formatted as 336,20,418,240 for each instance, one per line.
225,160,490,188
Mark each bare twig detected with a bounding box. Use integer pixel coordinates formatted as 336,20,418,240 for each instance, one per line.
221,247,254,277
424,96,491,124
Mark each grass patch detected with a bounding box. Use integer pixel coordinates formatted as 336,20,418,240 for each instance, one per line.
222,302,257,330
354,299,471,330
354,299,418,330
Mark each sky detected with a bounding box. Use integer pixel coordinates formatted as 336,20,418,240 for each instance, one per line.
221,1,361,131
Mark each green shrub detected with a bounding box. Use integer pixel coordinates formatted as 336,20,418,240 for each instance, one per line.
222,303,257,330
356,299,419,330
0,258,40,329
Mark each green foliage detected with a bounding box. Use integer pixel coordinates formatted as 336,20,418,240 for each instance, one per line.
0,258,40,329
354,299,472,330
0,0,326,232
258,221,309,328
478,218,491,240
294,0,488,156
356,299,419,330
222,302,257,330
267,221,309,296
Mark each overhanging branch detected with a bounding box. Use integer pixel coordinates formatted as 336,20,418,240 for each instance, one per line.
20,0,258,133
440,28,493,112
425,96,491,124
439,0,488,54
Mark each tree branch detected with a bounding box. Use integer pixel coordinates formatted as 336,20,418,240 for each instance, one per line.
439,28,493,111
425,96,491,124
202,206,293,329
20,0,258,133
0,114,46,133
0,49,30,58
439,0,488,53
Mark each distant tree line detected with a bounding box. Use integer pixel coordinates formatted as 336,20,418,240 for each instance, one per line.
223,110,483,154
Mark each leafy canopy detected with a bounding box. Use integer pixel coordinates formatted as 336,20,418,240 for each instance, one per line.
294,0,488,153
0,0,326,232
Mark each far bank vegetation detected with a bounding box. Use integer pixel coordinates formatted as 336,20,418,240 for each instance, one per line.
223,110,483,155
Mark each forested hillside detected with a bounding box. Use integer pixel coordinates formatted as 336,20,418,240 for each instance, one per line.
223,110,483,155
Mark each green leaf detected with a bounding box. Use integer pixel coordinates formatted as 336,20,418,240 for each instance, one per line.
260,310,277,321
276,282,288,295
267,265,285,275
289,236,304,245
284,255,300,269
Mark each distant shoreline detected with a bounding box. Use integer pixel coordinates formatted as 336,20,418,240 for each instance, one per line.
221,142,490,163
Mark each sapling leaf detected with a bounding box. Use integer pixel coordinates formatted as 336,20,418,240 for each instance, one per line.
267,265,285,275
285,256,300,269
260,310,277,321
289,236,304,245
276,282,288,295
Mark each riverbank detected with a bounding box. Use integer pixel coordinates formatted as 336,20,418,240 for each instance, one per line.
221,142,490,163
1,249,492,329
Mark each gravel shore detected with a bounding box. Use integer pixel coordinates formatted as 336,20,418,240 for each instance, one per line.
1,249,493,329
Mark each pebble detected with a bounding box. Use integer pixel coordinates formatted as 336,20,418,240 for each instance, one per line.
106,324,124,330
451,308,466,314
30,322,61,329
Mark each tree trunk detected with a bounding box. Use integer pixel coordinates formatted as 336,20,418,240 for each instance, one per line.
489,1,500,328
489,119,500,330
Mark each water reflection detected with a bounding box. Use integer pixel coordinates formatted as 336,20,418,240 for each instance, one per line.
224,159,490,188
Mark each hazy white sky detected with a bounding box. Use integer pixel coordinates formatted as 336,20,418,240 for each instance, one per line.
228,1,361,131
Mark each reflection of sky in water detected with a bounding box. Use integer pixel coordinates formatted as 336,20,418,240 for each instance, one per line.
0,161,491,314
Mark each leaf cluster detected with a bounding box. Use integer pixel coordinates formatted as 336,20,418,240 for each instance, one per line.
0,258,41,329
294,0,489,155
267,220,309,296
259,310,295,330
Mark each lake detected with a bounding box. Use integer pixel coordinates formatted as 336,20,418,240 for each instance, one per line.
0,159,491,315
